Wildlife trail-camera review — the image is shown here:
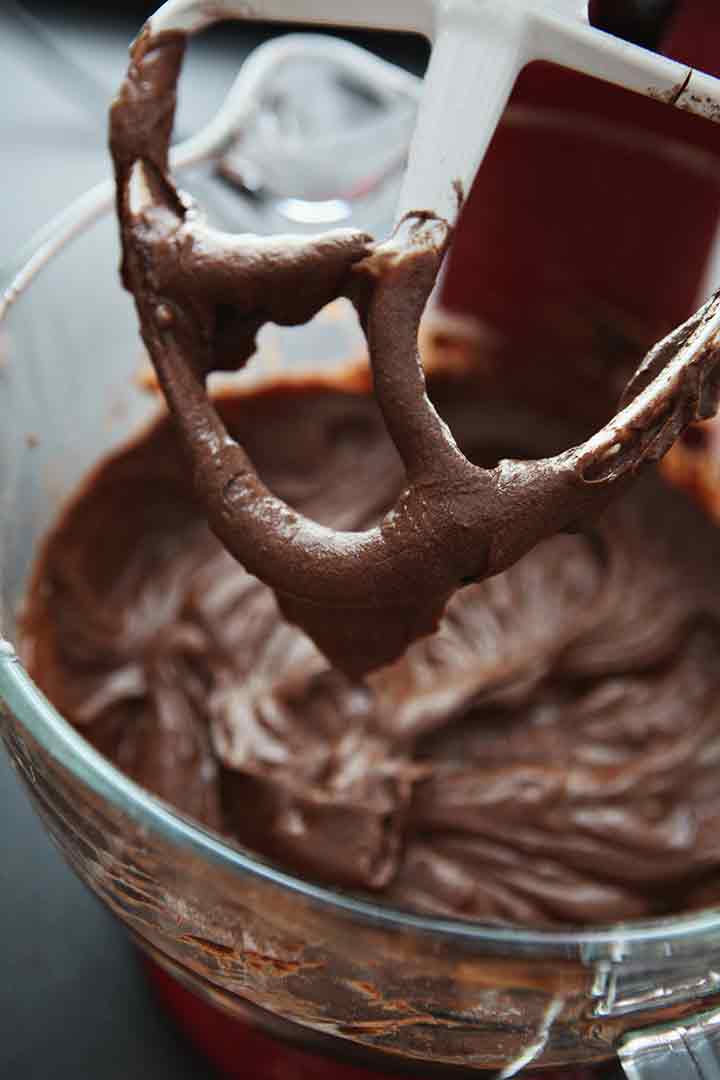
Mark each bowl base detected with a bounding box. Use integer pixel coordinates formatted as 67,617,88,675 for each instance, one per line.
144,958,622,1080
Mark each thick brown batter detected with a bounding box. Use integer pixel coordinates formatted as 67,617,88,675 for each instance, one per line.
22,370,720,927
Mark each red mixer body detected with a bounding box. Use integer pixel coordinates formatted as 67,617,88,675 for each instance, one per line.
146,960,613,1079
440,0,720,360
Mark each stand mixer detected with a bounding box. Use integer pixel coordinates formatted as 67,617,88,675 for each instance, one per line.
3,0,720,1077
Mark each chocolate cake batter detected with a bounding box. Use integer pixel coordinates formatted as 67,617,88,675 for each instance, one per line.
22,369,720,926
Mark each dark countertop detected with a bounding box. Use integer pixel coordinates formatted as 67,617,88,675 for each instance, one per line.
0,5,425,1077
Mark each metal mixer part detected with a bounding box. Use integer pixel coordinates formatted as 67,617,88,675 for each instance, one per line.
620,1007,720,1078
0,33,421,316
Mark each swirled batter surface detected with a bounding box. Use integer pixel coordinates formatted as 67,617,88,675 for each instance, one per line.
22,373,720,926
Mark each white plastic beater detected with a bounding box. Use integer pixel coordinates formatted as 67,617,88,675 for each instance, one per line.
6,0,720,312
148,0,720,226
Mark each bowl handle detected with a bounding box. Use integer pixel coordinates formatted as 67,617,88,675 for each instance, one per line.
619,1006,720,1078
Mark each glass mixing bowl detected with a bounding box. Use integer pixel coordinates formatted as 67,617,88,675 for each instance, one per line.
3,50,720,1080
